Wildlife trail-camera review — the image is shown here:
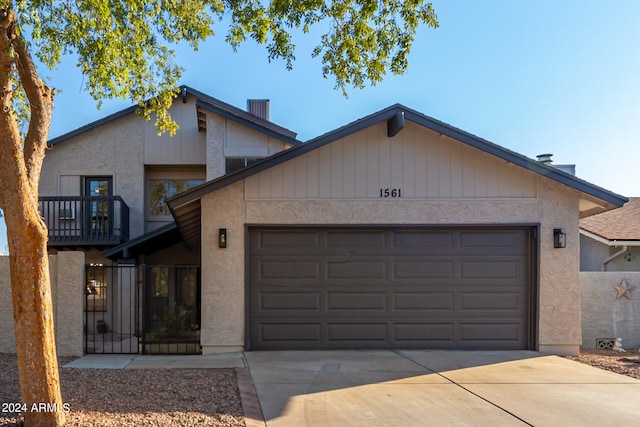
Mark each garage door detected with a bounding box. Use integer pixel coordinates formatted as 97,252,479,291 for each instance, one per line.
248,227,534,350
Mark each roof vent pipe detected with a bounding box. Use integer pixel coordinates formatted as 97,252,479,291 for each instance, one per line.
536,153,553,165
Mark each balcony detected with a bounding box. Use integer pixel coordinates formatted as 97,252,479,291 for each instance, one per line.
39,196,130,247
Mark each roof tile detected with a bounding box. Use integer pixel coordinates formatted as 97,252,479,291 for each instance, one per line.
580,197,640,241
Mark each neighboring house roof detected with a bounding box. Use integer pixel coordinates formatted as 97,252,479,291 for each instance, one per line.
167,104,629,248
580,197,640,245
48,85,301,147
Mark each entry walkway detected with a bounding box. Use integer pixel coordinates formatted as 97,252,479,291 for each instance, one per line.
63,352,246,369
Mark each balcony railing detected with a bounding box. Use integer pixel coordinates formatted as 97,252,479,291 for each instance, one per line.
39,196,129,247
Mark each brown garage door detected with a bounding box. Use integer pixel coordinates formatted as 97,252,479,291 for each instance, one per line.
248,227,534,350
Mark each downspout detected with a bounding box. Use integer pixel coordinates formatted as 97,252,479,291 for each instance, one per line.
603,245,627,271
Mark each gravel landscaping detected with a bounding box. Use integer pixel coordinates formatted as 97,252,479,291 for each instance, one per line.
566,348,640,380
0,354,245,427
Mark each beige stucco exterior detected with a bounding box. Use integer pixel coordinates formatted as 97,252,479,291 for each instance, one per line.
40,93,294,244
0,252,85,356
580,272,640,349
199,121,583,356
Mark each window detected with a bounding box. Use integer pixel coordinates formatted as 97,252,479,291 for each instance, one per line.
86,265,107,312
225,157,261,174
149,179,204,217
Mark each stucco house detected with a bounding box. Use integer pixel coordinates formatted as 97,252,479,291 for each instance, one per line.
579,198,640,350
580,198,640,272
38,86,300,354
37,92,627,356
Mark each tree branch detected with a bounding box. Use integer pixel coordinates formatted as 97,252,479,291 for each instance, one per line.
14,25,53,192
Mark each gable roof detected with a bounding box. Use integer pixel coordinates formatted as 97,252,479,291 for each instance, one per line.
580,197,640,244
48,85,301,147
168,104,628,248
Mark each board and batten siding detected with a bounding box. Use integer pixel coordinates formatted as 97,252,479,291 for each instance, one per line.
245,121,537,200
143,97,206,165
223,119,291,157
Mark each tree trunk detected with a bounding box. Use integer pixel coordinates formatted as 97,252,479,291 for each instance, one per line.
4,208,66,427
0,5,66,426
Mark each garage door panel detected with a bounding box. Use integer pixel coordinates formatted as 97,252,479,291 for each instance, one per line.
394,323,455,342
460,292,524,311
327,260,386,280
260,323,321,342
393,261,454,280
258,292,321,311
328,323,388,341
258,260,321,280
459,230,528,255
460,323,522,341
251,230,321,253
393,231,454,251
326,230,387,248
460,260,521,280
249,227,533,350
327,292,387,310
394,292,454,310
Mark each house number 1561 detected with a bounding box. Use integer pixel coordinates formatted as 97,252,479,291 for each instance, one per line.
380,188,402,198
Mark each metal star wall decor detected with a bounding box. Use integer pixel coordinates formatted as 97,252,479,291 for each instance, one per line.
613,279,631,300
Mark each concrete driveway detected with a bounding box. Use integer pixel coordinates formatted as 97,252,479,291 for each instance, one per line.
244,350,640,426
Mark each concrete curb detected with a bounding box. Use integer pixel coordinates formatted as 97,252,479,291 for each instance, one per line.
235,367,266,427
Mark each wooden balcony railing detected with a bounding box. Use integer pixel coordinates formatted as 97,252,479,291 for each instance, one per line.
38,196,129,247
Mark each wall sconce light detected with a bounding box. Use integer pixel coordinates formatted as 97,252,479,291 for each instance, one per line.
219,228,227,249
553,228,566,249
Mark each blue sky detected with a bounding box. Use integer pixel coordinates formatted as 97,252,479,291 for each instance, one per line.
1,1,639,254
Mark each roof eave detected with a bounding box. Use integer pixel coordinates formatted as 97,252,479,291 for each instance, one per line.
48,85,301,147
168,104,628,241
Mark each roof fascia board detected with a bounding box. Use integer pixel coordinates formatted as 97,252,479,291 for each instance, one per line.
579,228,640,247
195,99,301,145
579,228,612,245
168,104,627,212
103,222,178,258
48,85,300,147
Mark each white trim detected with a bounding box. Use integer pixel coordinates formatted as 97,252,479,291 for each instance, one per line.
579,228,640,246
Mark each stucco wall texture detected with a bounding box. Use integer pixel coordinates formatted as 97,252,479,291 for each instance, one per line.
0,252,84,356
581,272,640,349
200,176,583,356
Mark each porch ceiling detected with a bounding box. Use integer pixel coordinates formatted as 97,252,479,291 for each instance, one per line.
172,199,201,249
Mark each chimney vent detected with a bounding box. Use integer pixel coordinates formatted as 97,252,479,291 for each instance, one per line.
536,153,553,165
247,99,270,121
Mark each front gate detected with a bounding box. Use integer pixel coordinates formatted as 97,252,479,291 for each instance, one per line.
141,266,201,355
85,265,139,354
84,264,201,355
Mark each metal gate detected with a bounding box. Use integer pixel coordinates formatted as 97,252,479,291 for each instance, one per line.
141,266,201,355
85,265,140,354
84,264,201,355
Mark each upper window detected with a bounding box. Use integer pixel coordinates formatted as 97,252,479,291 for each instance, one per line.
149,179,204,216
225,157,261,174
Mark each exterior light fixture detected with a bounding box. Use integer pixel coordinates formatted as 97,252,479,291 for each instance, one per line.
219,228,227,248
553,228,566,249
